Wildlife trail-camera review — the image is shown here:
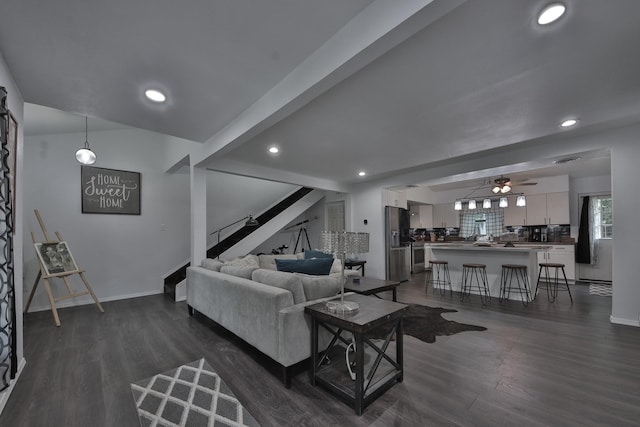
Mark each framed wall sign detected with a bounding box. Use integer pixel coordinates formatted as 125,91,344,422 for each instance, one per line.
81,166,141,214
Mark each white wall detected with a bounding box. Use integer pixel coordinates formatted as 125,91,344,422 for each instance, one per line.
611,134,640,326
569,175,611,227
351,188,385,279
252,198,326,255
0,52,25,413
23,128,303,311
23,128,192,311
205,172,297,249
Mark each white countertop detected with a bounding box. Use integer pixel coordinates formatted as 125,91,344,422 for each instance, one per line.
428,243,552,252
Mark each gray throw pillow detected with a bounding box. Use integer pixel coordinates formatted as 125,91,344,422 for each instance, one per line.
295,273,342,301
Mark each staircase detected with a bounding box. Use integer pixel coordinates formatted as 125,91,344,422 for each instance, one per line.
163,186,315,299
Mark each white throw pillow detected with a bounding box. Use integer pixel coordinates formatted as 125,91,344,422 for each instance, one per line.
224,254,260,268
258,254,298,270
220,265,258,279
201,258,224,272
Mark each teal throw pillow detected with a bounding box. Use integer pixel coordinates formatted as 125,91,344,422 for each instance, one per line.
275,258,333,275
304,249,334,260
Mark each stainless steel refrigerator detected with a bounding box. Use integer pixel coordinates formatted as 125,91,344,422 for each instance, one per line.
385,206,411,282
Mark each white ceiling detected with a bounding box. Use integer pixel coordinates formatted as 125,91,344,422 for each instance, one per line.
3,0,632,192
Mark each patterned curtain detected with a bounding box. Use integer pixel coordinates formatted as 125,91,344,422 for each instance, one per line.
0,86,16,392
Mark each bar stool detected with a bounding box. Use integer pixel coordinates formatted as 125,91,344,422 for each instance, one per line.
534,263,573,303
461,263,491,305
499,264,532,306
426,260,452,296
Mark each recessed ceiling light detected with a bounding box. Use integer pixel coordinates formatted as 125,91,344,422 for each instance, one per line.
145,89,166,103
268,146,279,154
358,171,366,177
538,3,566,25
561,118,578,127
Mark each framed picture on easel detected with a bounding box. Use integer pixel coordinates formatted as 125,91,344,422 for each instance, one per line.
34,241,80,276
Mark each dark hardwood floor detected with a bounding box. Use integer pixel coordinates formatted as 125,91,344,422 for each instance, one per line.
2,274,638,426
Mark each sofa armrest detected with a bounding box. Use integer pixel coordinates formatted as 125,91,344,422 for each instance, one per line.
187,266,294,361
276,293,354,367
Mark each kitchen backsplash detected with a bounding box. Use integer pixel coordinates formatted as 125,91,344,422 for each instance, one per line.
412,225,572,243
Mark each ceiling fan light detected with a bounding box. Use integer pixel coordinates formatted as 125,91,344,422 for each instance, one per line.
492,186,501,194
516,195,527,207
468,200,477,210
454,200,462,211
483,198,492,209
499,197,508,208
502,185,511,193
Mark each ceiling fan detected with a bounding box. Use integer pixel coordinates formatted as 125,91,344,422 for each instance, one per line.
491,176,537,194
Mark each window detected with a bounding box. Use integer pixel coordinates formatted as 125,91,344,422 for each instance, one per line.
459,207,504,238
592,196,612,239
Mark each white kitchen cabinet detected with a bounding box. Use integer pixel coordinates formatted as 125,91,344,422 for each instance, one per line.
410,206,421,228
503,196,527,226
433,203,460,228
545,192,570,225
383,189,407,209
536,245,575,282
526,194,548,225
525,192,569,225
410,205,433,228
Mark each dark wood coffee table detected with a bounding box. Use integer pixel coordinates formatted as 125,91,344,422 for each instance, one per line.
343,276,401,302
305,294,408,415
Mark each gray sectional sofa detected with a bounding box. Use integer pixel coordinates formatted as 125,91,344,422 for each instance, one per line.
186,253,359,386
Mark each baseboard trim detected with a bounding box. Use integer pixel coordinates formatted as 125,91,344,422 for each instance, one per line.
26,289,164,313
175,280,186,302
0,357,26,415
610,316,640,327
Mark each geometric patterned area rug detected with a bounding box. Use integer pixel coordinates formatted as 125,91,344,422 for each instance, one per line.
131,358,261,427
589,283,613,297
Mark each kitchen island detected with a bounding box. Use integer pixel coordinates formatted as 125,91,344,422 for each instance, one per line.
427,243,551,302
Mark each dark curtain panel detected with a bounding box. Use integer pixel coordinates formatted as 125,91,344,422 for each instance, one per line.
0,86,16,392
576,196,591,263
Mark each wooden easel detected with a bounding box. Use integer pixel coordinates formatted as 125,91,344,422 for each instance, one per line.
24,210,104,326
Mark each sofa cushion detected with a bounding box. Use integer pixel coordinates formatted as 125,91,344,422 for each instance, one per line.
258,254,298,270
224,254,260,268
304,249,334,260
201,258,224,272
295,273,342,301
220,265,258,279
275,258,333,276
251,269,306,304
